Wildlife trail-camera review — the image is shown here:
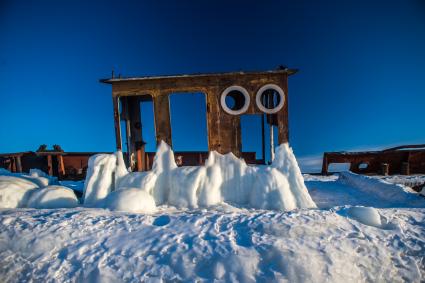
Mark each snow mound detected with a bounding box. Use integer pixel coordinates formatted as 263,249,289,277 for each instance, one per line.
347,206,382,227
83,141,316,211
101,187,157,213
339,171,424,207
27,185,79,209
0,168,57,188
0,176,38,208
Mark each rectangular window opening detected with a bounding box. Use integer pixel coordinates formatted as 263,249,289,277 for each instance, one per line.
241,114,264,164
169,92,209,152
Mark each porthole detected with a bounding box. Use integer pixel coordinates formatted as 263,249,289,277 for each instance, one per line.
255,84,285,114
220,86,250,115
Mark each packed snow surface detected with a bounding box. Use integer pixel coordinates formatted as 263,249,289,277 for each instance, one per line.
1,205,425,282
84,142,316,212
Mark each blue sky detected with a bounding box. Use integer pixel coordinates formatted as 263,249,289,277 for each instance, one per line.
1,0,425,171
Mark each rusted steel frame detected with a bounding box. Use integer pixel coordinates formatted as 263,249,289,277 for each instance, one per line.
112,95,122,151
322,148,425,175
15,156,22,173
47,155,53,176
383,144,425,152
105,71,291,157
277,73,289,144
153,92,172,147
57,155,65,176
128,96,143,171
121,97,132,161
261,114,265,161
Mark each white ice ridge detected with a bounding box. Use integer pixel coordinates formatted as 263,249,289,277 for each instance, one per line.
83,141,317,212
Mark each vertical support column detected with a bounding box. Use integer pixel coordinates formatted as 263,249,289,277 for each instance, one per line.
277,75,289,144
112,95,122,151
261,114,266,163
16,155,22,173
136,143,146,171
47,155,53,176
128,96,144,171
270,122,275,161
11,157,16,173
153,93,172,147
57,155,65,176
321,154,329,175
206,88,221,152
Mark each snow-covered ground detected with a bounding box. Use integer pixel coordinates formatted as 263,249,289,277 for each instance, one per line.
1,144,425,282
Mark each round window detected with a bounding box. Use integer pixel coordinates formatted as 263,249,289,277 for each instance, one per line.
220,86,250,115
255,84,285,114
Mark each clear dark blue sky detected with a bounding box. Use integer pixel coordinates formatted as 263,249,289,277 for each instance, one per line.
1,0,425,165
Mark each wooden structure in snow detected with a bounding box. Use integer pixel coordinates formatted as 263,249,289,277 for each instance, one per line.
101,68,296,171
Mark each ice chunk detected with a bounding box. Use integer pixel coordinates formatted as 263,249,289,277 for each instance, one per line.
27,185,79,209
206,151,251,205
250,167,297,210
0,176,38,208
114,151,129,187
82,141,316,211
197,162,222,207
169,166,205,208
272,144,317,208
347,206,382,227
151,141,177,205
83,154,117,206
101,187,157,213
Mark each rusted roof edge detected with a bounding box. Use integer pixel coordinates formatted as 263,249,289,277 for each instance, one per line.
99,69,298,84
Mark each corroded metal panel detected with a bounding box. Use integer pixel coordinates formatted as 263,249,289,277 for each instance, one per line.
153,93,172,147
321,145,425,175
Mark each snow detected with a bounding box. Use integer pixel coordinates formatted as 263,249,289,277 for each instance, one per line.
0,167,57,188
0,170,79,209
83,154,117,206
346,206,382,227
1,145,425,282
0,176,38,208
26,186,79,209
84,141,316,212
100,188,157,213
1,205,424,282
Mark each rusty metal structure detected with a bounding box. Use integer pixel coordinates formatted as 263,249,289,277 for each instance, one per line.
0,145,110,180
322,144,425,175
100,68,296,171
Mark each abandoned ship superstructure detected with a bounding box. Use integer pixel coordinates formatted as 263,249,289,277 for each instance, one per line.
101,69,295,172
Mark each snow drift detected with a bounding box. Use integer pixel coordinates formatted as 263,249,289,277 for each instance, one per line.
27,186,79,209
0,176,38,208
101,188,157,213
0,169,79,209
83,141,316,212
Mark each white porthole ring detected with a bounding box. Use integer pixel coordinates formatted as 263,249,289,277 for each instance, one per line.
220,85,250,115
255,84,285,114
